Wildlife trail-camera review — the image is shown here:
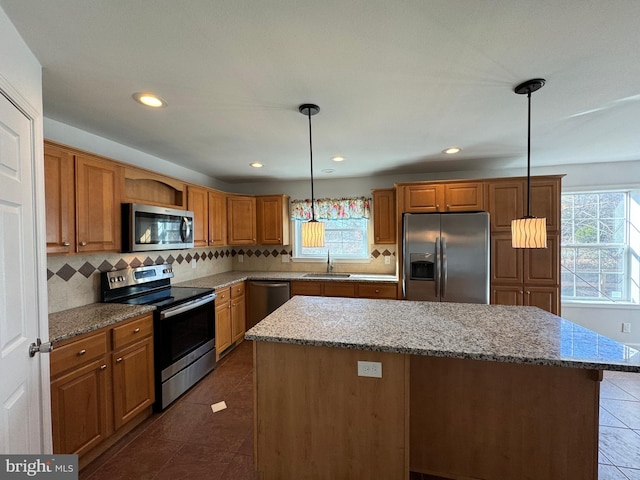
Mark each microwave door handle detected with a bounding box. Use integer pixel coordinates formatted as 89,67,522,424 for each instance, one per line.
434,238,440,298
181,217,191,242
441,237,447,299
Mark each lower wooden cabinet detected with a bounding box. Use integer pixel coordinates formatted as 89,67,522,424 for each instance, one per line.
231,282,246,344
215,287,233,356
290,281,398,299
215,281,246,359
491,285,559,314
50,313,154,459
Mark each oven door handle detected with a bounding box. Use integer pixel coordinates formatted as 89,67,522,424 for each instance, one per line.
161,293,217,319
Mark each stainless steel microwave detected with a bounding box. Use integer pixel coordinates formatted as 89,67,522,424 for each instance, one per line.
122,203,194,252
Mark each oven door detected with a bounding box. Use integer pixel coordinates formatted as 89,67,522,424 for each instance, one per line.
155,293,216,379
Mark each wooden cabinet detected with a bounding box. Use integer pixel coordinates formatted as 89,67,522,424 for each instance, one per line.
401,182,484,213
290,281,397,299
215,287,233,356
50,314,154,459
227,195,256,245
44,145,76,254
208,190,227,246
231,281,246,344
187,185,209,247
257,194,290,245
123,166,185,209
372,189,396,244
75,154,122,253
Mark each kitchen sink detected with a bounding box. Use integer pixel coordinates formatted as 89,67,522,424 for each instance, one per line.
303,273,351,278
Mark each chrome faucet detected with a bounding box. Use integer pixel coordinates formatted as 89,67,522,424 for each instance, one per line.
327,250,334,273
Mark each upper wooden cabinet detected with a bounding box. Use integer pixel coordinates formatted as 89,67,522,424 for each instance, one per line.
401,182,485,213
208,190,227,246
187,185,209,247
44,145,76,254
372,189,396,244
75,154,122,253
257,194,290,245
123,166,185,209
227,195,257,245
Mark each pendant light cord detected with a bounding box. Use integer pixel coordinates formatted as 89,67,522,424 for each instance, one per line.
307,109,316,221
526,91,532,218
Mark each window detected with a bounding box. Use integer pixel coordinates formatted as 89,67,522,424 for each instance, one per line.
290,197,371,260
561,190,639,303
293,218,369,259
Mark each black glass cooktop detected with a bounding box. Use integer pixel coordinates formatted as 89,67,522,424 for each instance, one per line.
120,286,214,309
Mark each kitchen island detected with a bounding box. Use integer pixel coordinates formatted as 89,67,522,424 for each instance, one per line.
245,296,640,480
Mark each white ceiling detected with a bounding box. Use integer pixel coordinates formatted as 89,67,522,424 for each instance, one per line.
2,0,640,183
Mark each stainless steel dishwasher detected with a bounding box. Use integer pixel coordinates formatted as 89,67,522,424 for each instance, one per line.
247,281,291,329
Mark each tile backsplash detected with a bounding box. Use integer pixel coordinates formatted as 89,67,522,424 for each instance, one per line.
47,245,396,313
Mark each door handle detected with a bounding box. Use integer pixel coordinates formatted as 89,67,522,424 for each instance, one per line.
435,238,440,298
441,237,447,299
28,338,53,357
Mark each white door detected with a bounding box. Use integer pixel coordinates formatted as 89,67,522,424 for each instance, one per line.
0,91,48,453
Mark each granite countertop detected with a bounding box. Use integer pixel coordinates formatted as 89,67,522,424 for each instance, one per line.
245,296,640,372
49,303,156,344
175,271,398,290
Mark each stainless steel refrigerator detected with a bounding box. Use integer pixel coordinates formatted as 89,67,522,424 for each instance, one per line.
403,212,490,303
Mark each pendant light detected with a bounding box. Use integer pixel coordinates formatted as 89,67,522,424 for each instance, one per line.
511,78,547,249
299,103,325,247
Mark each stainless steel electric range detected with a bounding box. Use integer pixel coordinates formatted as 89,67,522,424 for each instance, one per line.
102,264,216,410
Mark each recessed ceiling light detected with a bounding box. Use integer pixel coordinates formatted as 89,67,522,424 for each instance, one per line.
250,162,263,168
443,147,462,155
132,92,167,108
331,155,345,162
322,168,335,174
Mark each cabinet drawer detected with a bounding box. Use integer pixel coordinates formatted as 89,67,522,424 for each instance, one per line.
358,283,397,299
51,331,108,376
323,283,357,298
231,282,245,298
215,286,231,306
290,281,322,296
112,314,153,350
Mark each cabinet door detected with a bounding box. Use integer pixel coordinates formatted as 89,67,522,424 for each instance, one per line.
44,144,76,254
227,196,257,245
403,185,443,213
523,234,559,285
524,286,559,315
257,195,289,245
372,189,396,244
231,294,246,343
208,190,227,246
443,182,485,212
215,288,232,355
323,282,357,298
112,337,155,430
491,285,524,306
488,180,524,232
491,234,523,284
187,185,209,247
51,357,111,455
530,178,561,233
75,155,121,253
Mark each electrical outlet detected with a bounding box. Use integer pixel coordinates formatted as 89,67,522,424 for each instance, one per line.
357,361,382,378
191,259,196,269
238,254,244,263
622,322,631,333
384,256,391,265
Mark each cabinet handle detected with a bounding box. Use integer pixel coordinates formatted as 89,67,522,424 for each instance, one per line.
526,290,531,295
375,289,380,293
80,241,87,246
133,328,140,333
78,349,86,356
62,241,70,246
100,364,107,370
446,204,451,210
116,357,123,363
519,290,524,295
376,237,380,241
436,204,440,209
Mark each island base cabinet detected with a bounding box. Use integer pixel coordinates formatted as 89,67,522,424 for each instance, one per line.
253,341,409,480
410,355,600,480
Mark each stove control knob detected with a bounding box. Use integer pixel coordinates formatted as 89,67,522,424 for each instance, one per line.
118,276,124,282
110,277,116,283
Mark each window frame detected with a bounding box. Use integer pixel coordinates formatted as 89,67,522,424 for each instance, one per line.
291,218,370,261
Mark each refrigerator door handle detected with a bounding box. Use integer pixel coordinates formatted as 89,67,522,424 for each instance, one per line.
435,237,440,298
441,236,447,299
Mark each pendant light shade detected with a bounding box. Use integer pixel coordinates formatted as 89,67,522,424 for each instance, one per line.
299,103,325,248
511,78,548,249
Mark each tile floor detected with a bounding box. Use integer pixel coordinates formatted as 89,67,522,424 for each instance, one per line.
80,341,640,480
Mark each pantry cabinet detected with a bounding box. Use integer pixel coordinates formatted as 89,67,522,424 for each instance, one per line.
50,313,154,460
372,189,396,244
44,145,75,254
227,195,257,245
257,194,290,245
